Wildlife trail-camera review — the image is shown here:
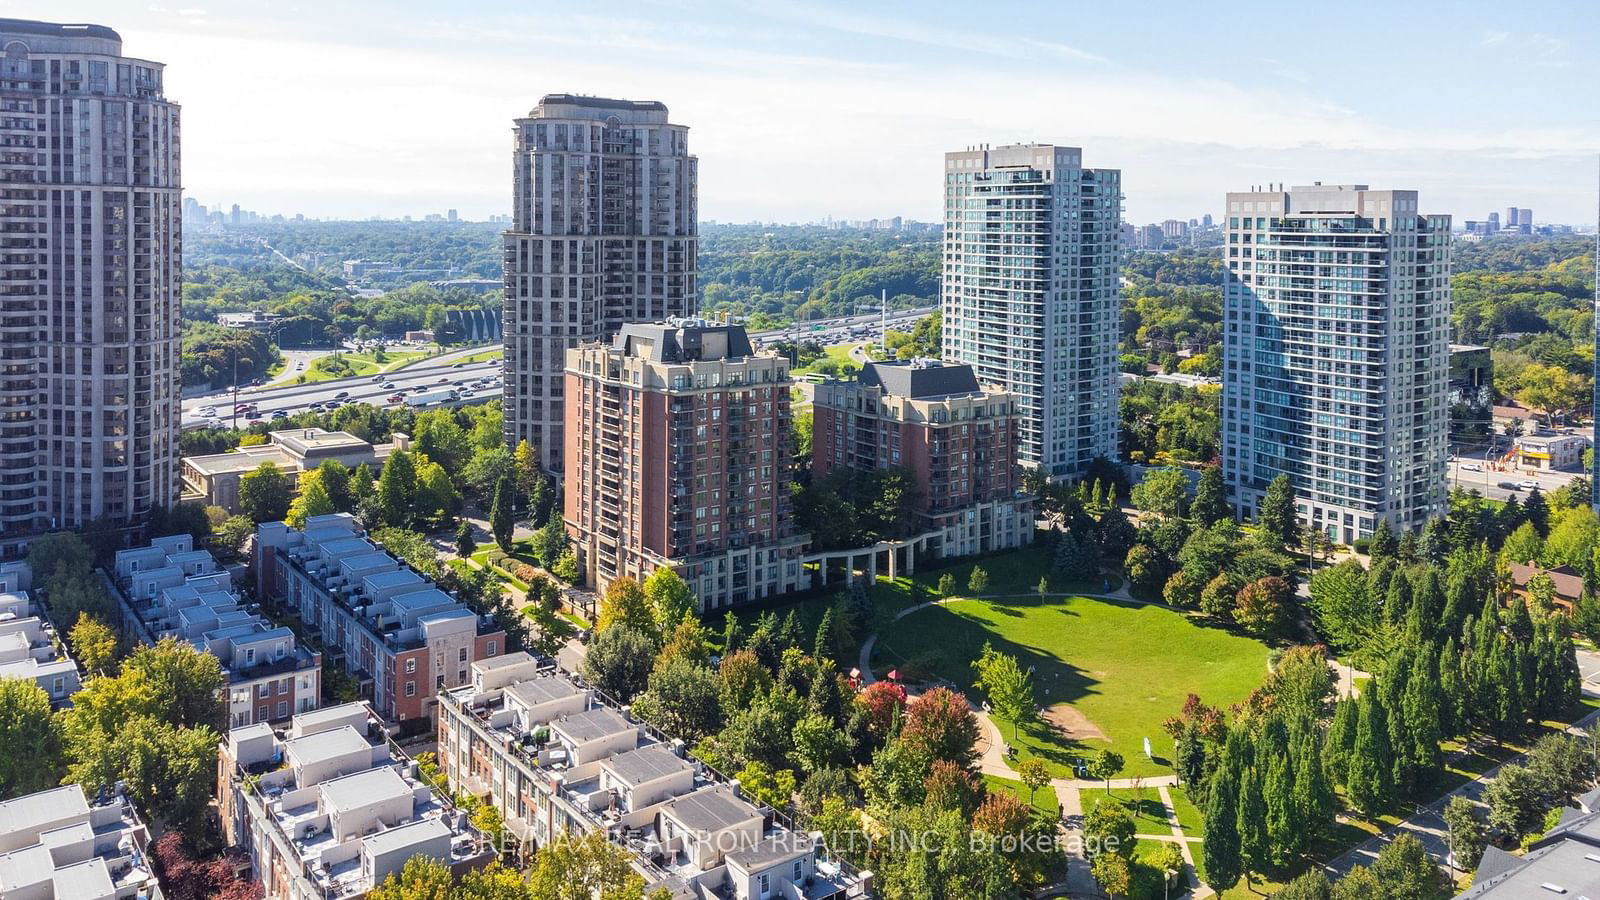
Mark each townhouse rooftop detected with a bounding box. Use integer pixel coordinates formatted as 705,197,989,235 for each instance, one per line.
0,784,160,900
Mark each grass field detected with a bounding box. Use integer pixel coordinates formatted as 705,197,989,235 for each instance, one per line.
793,343,863,375
297,349,429,383
982,773,1059,819
872,590,1270,779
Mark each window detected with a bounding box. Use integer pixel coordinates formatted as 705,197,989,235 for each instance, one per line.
458,647,468,662
759,875,769,896
277,701,287,718
257,683,270,698
794,862,802,881
405,681,416,697
51,677,64,696
257,705,268,721
486,641,497,657
405,659,417,674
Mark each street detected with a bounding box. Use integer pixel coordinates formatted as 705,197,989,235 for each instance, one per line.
182,357,501,427
1446,454,1582,502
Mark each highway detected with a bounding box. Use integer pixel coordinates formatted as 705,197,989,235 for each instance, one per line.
749,306,935,344
183,358,502,428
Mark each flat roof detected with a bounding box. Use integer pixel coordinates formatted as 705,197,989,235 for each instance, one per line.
553,707,634,744
661,785,758,834
319,766,410,814
182,447,295,477
506,675,583,708
474,651,536,671
285,726,371,772
272,429,371,455
728,834,813,872
603,746,690,786
0,786,87,840
362,816,450,857
49,858,113,899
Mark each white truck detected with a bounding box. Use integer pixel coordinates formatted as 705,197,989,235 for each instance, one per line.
404,388,458,408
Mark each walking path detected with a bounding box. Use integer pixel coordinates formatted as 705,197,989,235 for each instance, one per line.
860,587,1210,898
1322,705,1600,879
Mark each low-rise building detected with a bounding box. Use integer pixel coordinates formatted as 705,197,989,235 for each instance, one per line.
181,428,409,513
812,360,1032,558
564,321,809,611
112,534,322,727
1507,562,1584,611
1513,433,1588,471
0,784,163,900
254,514,505,724
435,651,862,899
0,590,79,705
217,702,490,900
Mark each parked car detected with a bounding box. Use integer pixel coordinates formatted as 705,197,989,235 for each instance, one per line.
1461,463,1481,472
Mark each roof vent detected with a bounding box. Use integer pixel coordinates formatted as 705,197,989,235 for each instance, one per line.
1542,885,1568,894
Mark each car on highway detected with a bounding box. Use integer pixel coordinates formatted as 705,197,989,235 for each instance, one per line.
1498,481,1522,492
195,405,217,417
371,374,387,382
202,417,224,429
1461,463,1481,472
246,416,264,425
437,376,449,383
380,381,396,390
334,390,350,400
1518,480,1539,490
234,402,255,413
458,389,474,398
271,409,289,419
387,394,405,404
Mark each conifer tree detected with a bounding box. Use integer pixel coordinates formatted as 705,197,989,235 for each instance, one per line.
1262,720,1300,864
1236,761,1269,888
1401,647,1443,790
1202,765,1242,892
1385,570,1413,626
1369,517,1398,560
1523,487,1550,536
1324,697,1358,788
1347,685,1394,816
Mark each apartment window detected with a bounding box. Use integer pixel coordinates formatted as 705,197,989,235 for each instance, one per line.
759,875,769,895
257,705,268,721
257,683,270,698
486,641,497,657
405,681,416,697
244,647,255,664
458,647,468,663
277,701,287,718
405,659,417,674
52,677,64,696
436,675,445,689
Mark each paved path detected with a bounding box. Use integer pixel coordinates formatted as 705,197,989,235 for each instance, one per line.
1323,705,1600,879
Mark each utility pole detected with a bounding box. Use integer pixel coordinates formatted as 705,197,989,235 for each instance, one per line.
230,347,239,429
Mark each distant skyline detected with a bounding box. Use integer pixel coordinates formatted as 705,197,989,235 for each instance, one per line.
31,0,1600,224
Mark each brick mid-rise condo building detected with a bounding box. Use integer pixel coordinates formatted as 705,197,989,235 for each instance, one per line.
812,359,1032,556
217,702,490,900
503,94,697,473
1221,184,1451,542
564,321,808,611
254,514,506,724
111,534,321,727
435,651,861,899
0,20,182,551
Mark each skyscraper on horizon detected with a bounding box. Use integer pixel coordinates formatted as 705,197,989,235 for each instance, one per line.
0,19,181,550
939,144,1122,479
501,94,698,472
1221,183,1451,543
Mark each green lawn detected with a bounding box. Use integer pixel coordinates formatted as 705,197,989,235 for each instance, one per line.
982,773,1058,819
793,343,864,375
1168,785,1203,835
872,591,1270,779
294,350,427,383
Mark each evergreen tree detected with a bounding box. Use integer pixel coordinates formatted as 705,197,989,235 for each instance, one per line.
1325,698,1358,789
1369,517,1398,560
1506,595,1534,642
1418,516,1450,565
1192,466,1229,526
1496,493,1525,539
1256,475,1297,548
1385,570,1413,626
1236,761,1269,888
847,578,875,634
1523,487,1550,536
1438,637,1465,736
1201,765,1242,891
1291,719,1334,839
721,611,741,654
490,475,514,551
777,610,805,651
813,606,844,662
1262,720,1300,864
1053,530,1086,580
1347,685,1394,816
1401,647,1443,791
1396,530,1418,563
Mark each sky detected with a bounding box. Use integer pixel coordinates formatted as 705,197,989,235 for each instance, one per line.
19,0,1600,225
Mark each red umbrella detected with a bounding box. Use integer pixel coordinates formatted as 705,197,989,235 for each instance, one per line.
886,669,899,681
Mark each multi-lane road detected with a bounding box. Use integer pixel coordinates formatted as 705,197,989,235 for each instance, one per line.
183,358,502,428
1446,454,1582,502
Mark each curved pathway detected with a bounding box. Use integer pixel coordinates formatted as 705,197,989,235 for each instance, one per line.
859,586,1209,897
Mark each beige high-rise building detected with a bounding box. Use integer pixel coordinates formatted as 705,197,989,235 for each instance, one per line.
0,19,181,550
502,95,697,472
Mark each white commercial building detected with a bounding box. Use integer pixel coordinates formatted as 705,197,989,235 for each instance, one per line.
502,94,698,472
0,19,182,549
940,144,1122,479
1221,184,1451,542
